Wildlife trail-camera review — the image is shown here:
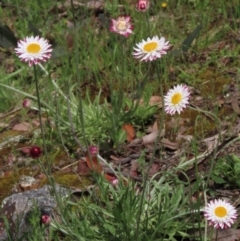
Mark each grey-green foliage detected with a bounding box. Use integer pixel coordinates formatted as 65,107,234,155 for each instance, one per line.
51,175,195,241
56,87,158,145
211,154,240,187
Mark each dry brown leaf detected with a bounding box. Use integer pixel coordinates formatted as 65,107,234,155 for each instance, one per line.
209,228,240,241
77,159,90,176
64,0,104,9
148,96,162,108
31,120,40,127
213,98,225,107
86,153,102,173
12,122,32,131
110,155,120,164
129,160,139,178
104,173,116,182
147,120,158,133
86,0,104,9
127,138,143,147
167,117,188,128
0,107,22,118
66,32,74,50
0,123,8,128
122,124,135,142
138,96,162,108
161,138,178,150
231,92,240,114
177,134,193,142
148,163,161,177
142,131,159,144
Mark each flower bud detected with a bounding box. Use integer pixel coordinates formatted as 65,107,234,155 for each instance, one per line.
136,0,150,12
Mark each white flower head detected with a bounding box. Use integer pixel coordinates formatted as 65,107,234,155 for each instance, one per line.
110,16,133,37
204,199,237,229
132,36,170,62
15,36,52,66
164,84,190,115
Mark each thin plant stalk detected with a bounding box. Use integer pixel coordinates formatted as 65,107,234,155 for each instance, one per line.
188,105,222,186
2,67,25,82
135,61,165,241
38,63,77,108
33,65,47,156
69,0,88,150
0,82,69,126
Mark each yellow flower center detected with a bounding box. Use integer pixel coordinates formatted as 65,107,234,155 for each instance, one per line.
27,43,41,53
171,93,182,105
116,21,127,31
161,2,167,8
143,42,158,52
215,206,227,218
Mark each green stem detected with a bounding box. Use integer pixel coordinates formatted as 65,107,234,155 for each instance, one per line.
203,187,208,241
33,65,47,156
135,62,165,241
188,105,222,185
69,0,87,150
0,82,68,126
2,67,25,82
38,63,77,109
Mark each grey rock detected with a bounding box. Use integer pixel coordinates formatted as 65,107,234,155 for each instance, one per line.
0,185,70,241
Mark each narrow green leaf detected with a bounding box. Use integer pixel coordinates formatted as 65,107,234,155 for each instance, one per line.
0,22,18,48
181,24,202,52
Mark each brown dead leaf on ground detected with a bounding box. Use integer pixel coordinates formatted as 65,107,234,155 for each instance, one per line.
130,160,139,177
0,123,8,128
122,124,135,142
104,173,117,182
77,159,91,176
231,91,240,114
142,131,159,144
86,153,102,173
147,120,158,133
19,147,31,155
31,118,47,127
207,40,227,51
161,138,178,150
148,163,161,177
213,97,225,107
138,96,162,108
148,96,162,108
208,228,240,241
64,0,104,9
0,108,21,118
12,122,32,132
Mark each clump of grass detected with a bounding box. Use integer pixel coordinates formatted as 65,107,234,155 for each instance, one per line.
49,173,202,241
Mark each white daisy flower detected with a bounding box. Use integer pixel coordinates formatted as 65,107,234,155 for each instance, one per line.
204,199,237,229
132,36,170,62
164,84,190,115
110,16,133,37
15,36,52,66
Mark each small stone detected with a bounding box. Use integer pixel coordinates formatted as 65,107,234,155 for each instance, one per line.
19,175,37,191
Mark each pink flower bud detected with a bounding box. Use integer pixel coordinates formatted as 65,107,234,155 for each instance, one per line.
88,146,98,156
136,0,150,12
29,146,42,158
22,99,31,108
111,178,119,186
41,214,51,225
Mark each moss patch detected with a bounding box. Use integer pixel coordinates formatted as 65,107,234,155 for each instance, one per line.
53,173,94,189
0,167,34,203
197,68,231,98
